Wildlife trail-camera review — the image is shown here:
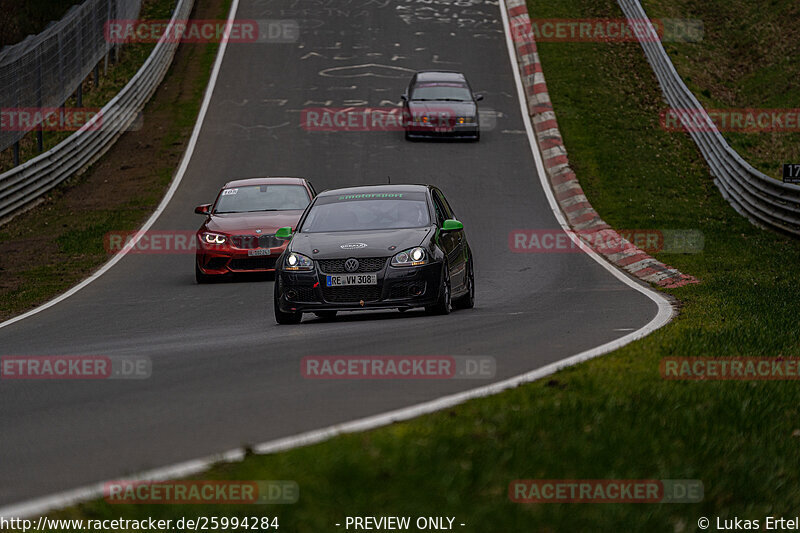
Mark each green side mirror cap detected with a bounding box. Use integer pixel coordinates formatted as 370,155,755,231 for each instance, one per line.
441,219,464,232
276,226,293,240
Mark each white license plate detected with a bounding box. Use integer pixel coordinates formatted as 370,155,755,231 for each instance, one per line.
248,249,271,256
326,274,377,286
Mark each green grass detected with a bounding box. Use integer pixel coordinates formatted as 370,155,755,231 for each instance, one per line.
11,0,800,530
0,0,226,321
643,0,800,179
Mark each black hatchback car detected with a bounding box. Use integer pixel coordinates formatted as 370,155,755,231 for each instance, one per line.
273,185,474,324
401,70,483,141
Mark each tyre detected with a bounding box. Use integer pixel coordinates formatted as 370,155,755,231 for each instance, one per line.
426,263,451,315
452,257,474,310
314,311,337,320
274,279,302,324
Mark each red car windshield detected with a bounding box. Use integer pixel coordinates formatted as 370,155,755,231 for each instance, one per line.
214,185,310,213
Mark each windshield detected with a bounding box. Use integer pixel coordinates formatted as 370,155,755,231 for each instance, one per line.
214,184,310,214
410,82,472,101
300,192,431,233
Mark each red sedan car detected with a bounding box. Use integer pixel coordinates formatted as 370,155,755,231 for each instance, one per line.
194,177,316,283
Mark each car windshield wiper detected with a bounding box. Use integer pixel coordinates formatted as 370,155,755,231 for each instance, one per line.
429,98,468,102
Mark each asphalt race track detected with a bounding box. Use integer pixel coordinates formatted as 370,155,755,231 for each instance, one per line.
0,0,660,506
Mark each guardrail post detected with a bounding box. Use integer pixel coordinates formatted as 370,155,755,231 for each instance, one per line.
12,143,19,167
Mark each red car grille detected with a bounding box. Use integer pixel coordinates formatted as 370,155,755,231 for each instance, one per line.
230,234,281,249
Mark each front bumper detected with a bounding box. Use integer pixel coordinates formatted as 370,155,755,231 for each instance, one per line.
196,241,288,274
405,122,479,139
276,261,444,313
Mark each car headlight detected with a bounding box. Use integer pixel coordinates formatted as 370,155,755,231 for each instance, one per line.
285,252,314,271
457,116,475,124
201,232,227,245
391,247,427,267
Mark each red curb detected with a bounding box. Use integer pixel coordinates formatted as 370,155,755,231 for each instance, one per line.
506,1,699,288
522,62,543,76
617,253,651,267
555,187,584,202
534,119,559,132
544,154,569,168
550,171,577,186
564,201,593,213
568,211,599,225
532,83,549,95
539,137,565,150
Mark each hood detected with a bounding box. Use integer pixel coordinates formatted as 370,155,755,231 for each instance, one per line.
203,211,304,234
407,101,476,117
290,228,434,258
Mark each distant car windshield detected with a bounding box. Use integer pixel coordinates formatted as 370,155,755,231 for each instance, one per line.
214,184,310,213
300,192,431,233
410,82,472,102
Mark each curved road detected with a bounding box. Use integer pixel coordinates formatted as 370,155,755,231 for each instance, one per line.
0,0,660,507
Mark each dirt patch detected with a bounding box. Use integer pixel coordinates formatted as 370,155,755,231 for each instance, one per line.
0,0,227,321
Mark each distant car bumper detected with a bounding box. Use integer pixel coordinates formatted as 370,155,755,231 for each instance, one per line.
405,122,479,139
276,261,444,313
196,239,288,274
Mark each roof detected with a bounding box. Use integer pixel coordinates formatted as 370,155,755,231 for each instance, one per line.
414,71,467,83
317,184,429,197
223,176,308,188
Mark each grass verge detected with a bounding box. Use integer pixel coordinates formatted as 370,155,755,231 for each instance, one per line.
643,0,800,179
0,0,227,321
10,0,800,530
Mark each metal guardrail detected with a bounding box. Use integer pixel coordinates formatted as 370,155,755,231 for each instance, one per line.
0,0,142,153
0,0,194,223
618,0,800,236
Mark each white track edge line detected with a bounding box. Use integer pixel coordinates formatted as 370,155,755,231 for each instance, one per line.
0,0,674,518
0,0,241,332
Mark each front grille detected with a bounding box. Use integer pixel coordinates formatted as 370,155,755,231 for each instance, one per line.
318,257,388,273
322,285,382,303
229,257,277,271
231,234,281,249
389,281,426,299
288,287,317,302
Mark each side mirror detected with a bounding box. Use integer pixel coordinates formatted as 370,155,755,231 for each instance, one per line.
400,94,408,101
276,226,293,240
441,219,464,233
474,94,484,102
195,204,211,215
